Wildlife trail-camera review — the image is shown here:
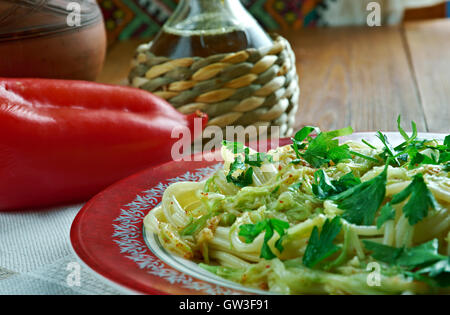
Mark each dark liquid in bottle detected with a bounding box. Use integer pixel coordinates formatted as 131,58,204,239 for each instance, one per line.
149,26,273,59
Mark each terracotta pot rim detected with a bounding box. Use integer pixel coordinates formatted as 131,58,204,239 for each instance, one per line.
0,0,104,42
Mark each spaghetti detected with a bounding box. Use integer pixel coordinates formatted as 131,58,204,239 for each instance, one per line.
144,122,450,294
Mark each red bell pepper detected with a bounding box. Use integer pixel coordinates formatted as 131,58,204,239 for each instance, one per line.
0,78,207,210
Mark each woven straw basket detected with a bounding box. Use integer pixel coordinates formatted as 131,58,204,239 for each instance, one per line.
128,35,299,138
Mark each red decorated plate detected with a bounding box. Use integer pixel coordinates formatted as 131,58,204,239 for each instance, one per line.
69,133,445,295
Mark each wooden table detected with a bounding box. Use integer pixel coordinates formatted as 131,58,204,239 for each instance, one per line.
97,19,450,134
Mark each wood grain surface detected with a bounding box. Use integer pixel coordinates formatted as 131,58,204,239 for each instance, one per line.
285,27,426,132
97,19,450,134
404,20,450,133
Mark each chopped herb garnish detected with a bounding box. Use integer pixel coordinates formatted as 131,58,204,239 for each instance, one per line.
312,170,361,200
223,141,273,187
223,141,273,167
226,156,254,187
376,131,400,166
312,170,337,200
411,257,450,287
222,140,245,154
390,173,436,225
239,218,290,260
329,165,388,226
244,147,272,167
386,116,449,169
364,239,450,288
408,149,439,169
363,239,445,268
362,139,377,150
271,185,281,195
349,150,379,163
303,127,354,168
303,216,342,268
439,151,450,164
444,162,450,172
376,203,396,229
291,126,354,168
291,126,318,154
363,240,404,265
397,115,418,145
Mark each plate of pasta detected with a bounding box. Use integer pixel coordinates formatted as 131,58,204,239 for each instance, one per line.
71,118,449,295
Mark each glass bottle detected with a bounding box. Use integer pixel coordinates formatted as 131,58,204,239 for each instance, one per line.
0,0,106,80
149,0,273,59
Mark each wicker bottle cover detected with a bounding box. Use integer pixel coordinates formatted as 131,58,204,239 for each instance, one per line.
128,0,299,140
129,35,299,138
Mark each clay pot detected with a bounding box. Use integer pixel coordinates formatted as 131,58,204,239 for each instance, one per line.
0,0,106,81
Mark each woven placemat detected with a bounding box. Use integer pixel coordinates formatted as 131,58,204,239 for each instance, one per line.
129,34,299,138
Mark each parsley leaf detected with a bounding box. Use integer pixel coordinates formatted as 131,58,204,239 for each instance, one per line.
390,173,436,225
303,127,354,168
337,172,363,189
376,203,396,229
244,147,272,167
239,221,266,243
395,240,445,267
439,151,450,164
408,149,439,169
413,257,450,287
376,131,400,166
327,144,352,163
303,216,342,268
291,126,318,155
348,150,380,163
437,136,450,165
312,170,337,200
223,141,272,171
397,115,418,145
223,140,274,187
239,218,290,260
362,240,404,265
390,117,449,169
362,139,377,149
329,165,388,226
363,239,445,268
291,126,354,168
222,140,245,154
364,239,450,288
444,162,450,172
312,170,361,200
226,156,253,187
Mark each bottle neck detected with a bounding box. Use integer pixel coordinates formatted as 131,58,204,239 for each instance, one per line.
164,0,254,35
149,0,273,58
180,0,243,12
